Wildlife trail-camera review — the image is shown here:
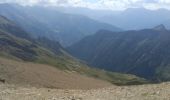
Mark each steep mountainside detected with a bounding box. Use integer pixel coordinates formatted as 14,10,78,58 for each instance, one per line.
68,26,170,81
0,16,147,86
0,15,30,40
0,4,121,46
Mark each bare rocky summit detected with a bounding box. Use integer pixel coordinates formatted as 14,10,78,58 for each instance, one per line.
0,82,170,100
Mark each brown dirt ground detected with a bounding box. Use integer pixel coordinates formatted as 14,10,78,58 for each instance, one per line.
0,57,111,89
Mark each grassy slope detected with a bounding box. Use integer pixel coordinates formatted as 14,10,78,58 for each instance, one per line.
0,31,149,85
68,29,170,82
0,57,112,89
0,30,149,85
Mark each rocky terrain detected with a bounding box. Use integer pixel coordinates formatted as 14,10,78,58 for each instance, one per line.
0,57,169,100
0,82,170,100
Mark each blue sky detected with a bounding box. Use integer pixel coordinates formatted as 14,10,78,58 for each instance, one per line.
0,0,170,10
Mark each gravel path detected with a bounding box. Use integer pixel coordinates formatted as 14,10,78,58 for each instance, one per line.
0,82,170,100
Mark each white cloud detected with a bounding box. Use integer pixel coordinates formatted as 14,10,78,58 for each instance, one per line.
0,0,170,10
143,0,170,10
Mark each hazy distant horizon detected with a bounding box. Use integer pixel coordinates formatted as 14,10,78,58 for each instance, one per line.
0,0,170,11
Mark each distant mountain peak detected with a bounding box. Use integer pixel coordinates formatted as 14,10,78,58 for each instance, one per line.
153,24,167,31
125,7,147,11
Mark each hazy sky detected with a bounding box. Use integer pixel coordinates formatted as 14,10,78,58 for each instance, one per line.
0,0,170,10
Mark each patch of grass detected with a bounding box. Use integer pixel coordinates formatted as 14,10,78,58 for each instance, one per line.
141,92,149,96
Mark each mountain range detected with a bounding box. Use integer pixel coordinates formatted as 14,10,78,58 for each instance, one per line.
0,4,121,46
68,25,170,81
0,2,170,99
59,7,170,30
101,8,170,30
1,3,170,86
0,15,147,86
